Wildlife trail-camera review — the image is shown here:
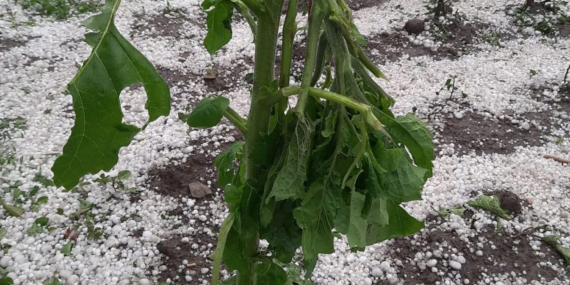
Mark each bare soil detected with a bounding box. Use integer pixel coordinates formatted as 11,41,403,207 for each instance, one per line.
366,18,513,63
385,211,564,284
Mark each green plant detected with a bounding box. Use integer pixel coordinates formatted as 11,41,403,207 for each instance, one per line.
16,0,99,20
93,170,135,192
436,75,467,98
51,0,435,284
27,217,50,234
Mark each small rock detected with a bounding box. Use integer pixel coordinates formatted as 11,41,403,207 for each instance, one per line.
189,182,212,198
203,71,217,80
521,122,530,130
404,18,425,35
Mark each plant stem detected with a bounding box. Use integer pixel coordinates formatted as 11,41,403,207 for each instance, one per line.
279,0,299,89
295,4,325,116
564,64,570,84
241,0,284,282
224,107,248,135
232,1,257,38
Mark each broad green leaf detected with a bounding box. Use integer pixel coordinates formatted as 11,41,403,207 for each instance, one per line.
376,112,434,177
204,0,233,54
211,213,234,285
293,179,338,274
61,241,74,256
187,96,229,128
215,141,245,187
220,277,236,285
35,196,48,206
366,200,424,245
256,261,287,285
52,0,171,190
0,277,13,285
268,118,314,202
543,235,570,266
467,195,511,220
347,190,367,250
0,200,24,217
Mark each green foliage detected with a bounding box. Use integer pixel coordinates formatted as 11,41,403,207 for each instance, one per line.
186,96,230,128
16,0,100,20
54,0,435,284
27,217,50,234
543,235,570,266
510,1,569,37
202,0,234,54
0,277,14,285
467,195,511,220
51,0,171,190
93,170,135,192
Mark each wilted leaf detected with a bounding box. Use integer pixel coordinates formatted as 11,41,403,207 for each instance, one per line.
211,213,234,285
0,200,24,217
268,118,314,202
215,141,244,187
366,200,424,245
467,195,511,220
543,235,570,266
255,261,287,285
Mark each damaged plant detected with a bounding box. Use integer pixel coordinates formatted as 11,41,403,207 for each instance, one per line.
51,0,435,284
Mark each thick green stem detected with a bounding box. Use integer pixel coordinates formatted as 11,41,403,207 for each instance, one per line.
295,5,325,116
224,107,248,135
279,0,299,88
241,2,284,283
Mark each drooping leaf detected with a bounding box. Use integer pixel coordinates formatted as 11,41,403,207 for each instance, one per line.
256,261,287,285
347,190,367,250
467,195,511,220
52,0,171,190
268,118,315,202
367,197,389,226
215,141,245,187
379,153,426,203
260,201,302,263
0,277,13,285
204,0,233,54
187,96,230,128
366,200,424,245
278,262,312,285
376,112,434,177
293,179,339,274
543,235,570,266
211,213,235,285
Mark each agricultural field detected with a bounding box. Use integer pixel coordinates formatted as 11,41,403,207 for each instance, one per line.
0,0,569,284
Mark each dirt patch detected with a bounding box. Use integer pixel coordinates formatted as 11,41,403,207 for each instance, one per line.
366,18,512,63
385,217,564,285
132,12,204,38
154,233,217,284
436,111,552,155
205,57,253,92
0,38,27,53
